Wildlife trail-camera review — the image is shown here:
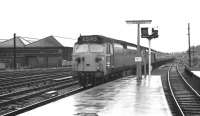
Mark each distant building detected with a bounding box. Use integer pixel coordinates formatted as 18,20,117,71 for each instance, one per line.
0,36,75,69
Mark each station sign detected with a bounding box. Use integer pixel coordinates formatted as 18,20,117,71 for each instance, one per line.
135,57,142,62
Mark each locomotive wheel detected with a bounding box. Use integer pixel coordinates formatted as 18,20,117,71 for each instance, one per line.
104,75,109,83
100,77,104,84
79,77,84,87
85,76,89,87
79,76,87,88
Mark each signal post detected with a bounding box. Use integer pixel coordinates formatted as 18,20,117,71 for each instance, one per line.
141,27,158,78
126,20,152,80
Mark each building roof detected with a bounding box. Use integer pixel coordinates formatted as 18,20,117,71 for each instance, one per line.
25,36,62,47
0,37,25,47
25,36,76,48
0,35,76,48
53,36,76,47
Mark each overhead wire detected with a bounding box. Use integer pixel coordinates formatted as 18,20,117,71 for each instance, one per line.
53,35,76,40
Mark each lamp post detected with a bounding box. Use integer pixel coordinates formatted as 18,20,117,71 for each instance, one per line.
126,20,152,79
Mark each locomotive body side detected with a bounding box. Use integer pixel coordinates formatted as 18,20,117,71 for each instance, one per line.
111,43,137,74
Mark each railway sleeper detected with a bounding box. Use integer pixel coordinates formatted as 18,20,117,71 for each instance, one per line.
177,100,200,104
180,102,200,105
177,97,200,100
176,95,197,98
183,108,200,112
182,106,200,109
178,101,200,104
175,93,195,96
184,112,200,116
174,91,193,94
183,110,200,114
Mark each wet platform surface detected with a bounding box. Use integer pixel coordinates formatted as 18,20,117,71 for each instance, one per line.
19,75,172,116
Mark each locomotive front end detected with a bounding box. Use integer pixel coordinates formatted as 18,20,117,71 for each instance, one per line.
73,44,105,76
72,36,107,87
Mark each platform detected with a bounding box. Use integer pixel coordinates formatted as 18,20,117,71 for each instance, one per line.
19,75,172,116
191,71,200,78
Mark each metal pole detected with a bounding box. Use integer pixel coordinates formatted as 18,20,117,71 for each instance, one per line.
13,33,16,70
125,20,152,79
137,24,142,79
193,47,195,66
143,50,147,78
188,23,191,67
148,39,151,78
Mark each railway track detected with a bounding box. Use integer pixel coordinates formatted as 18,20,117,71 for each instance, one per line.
167,64,200,116
0,67,71,79
0,71,72,95
0,76,80,116
0,72,70,86
0,73,112,115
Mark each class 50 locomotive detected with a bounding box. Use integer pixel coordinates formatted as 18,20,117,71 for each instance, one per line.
72,35,113,87
72,35,156,88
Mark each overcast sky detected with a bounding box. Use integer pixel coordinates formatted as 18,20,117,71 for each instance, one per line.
0,0,199,52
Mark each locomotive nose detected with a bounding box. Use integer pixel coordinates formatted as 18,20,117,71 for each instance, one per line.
74,54,104,72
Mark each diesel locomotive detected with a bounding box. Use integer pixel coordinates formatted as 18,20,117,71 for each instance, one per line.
72,35,156,87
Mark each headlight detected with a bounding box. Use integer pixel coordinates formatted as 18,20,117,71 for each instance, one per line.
97,66,100,70
106,62,110,67
96,64,103,71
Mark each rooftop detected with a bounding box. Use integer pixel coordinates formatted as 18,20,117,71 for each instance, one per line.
0,35,76,48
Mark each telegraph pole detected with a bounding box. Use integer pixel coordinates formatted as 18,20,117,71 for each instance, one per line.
126,20,152,79
188,23,191,67
13,33,17,70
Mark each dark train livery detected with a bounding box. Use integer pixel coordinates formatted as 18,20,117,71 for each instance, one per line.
72,35,156,87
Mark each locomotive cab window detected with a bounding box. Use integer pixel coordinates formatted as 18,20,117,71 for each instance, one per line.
74,44,105,53
90,44,105,53
74,44,89,53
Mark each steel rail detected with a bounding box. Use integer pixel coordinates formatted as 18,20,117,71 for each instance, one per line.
176,65,200,97
167,64,185,116
2,83,82,116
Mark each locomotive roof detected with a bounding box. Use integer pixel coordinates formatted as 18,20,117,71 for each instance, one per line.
77,35,158,53
77,35,137,47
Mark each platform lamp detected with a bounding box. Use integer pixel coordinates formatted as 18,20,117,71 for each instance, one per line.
141,27,158,78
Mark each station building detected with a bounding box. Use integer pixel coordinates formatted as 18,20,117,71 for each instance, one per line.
0,36,75,69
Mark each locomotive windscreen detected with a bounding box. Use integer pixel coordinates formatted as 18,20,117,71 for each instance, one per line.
74,44,105,53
